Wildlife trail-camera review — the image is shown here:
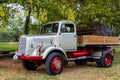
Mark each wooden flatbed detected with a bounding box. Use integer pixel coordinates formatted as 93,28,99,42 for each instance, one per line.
78,35,119,46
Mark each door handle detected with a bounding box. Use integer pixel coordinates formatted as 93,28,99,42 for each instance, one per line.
73,35,77,37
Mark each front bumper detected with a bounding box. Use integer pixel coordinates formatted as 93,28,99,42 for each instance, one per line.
19,56,43,60
13,51,43,60
13,54,43,60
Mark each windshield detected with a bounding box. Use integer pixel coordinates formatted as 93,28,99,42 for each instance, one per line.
40,23,59,34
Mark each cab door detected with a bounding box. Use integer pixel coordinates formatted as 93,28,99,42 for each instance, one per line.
59,23,77,52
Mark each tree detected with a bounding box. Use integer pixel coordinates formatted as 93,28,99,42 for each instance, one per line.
0,0,120,36
75,0,120,35
5,0,77,34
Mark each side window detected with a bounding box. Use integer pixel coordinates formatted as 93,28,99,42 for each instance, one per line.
61,24,74,33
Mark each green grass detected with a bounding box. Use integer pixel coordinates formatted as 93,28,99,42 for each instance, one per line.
0,42,17,51
115,47,120,54
0,45,17,51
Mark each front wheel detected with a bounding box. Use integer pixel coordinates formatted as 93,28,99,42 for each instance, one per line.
45,52,64,75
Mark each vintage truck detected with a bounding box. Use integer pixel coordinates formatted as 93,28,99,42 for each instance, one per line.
13,21,119,75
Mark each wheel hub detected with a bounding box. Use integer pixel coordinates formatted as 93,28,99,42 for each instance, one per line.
105,54,112,65
55,60,61,69
51,57,62,72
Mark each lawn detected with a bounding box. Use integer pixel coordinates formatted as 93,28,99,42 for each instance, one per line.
0,43,120,80
0,42,17,51
115,47,120,54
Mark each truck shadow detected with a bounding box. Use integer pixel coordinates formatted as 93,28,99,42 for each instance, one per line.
0,57,119,76
35,62,98,75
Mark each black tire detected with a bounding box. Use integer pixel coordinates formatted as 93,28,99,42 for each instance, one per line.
74,59,87,65
96,52,113,68
22,60,37,70
45,52,64,75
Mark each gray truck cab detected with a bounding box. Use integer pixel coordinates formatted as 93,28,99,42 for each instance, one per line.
14,21,77,60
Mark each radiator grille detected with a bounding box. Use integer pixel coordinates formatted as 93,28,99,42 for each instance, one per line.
18,37,26,55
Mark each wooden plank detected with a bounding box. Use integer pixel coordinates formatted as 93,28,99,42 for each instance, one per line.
86,36,104,44
77,36,84,43
105,37,119,44
77,35,119,45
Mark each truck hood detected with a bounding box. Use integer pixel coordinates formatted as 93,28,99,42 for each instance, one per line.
18,35,56,56
25,35,56,48
29,35,55,46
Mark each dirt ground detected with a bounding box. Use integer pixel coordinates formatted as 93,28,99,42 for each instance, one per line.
0,55,120,80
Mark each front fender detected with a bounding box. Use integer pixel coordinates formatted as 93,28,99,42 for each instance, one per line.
40,46,67,59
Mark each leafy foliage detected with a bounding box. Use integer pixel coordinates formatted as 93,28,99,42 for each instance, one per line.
0,27,22,42
0,0,120,41
0,5,4,17
77,0,120,35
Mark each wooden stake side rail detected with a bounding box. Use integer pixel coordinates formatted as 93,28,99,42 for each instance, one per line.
77,35,120,46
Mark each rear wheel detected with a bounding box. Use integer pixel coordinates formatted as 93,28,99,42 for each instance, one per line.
45,52,64,75
22,60,37,70
96,52,113,67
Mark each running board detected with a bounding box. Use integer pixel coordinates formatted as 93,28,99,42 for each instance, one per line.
67,56,100,61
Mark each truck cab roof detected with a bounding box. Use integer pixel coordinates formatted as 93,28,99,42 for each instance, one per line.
43,20,75,25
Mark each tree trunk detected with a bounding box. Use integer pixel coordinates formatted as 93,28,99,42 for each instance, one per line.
24,9,31,34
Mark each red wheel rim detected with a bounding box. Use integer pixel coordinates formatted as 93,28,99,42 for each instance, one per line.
105,54,112,66
51,57,62,73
